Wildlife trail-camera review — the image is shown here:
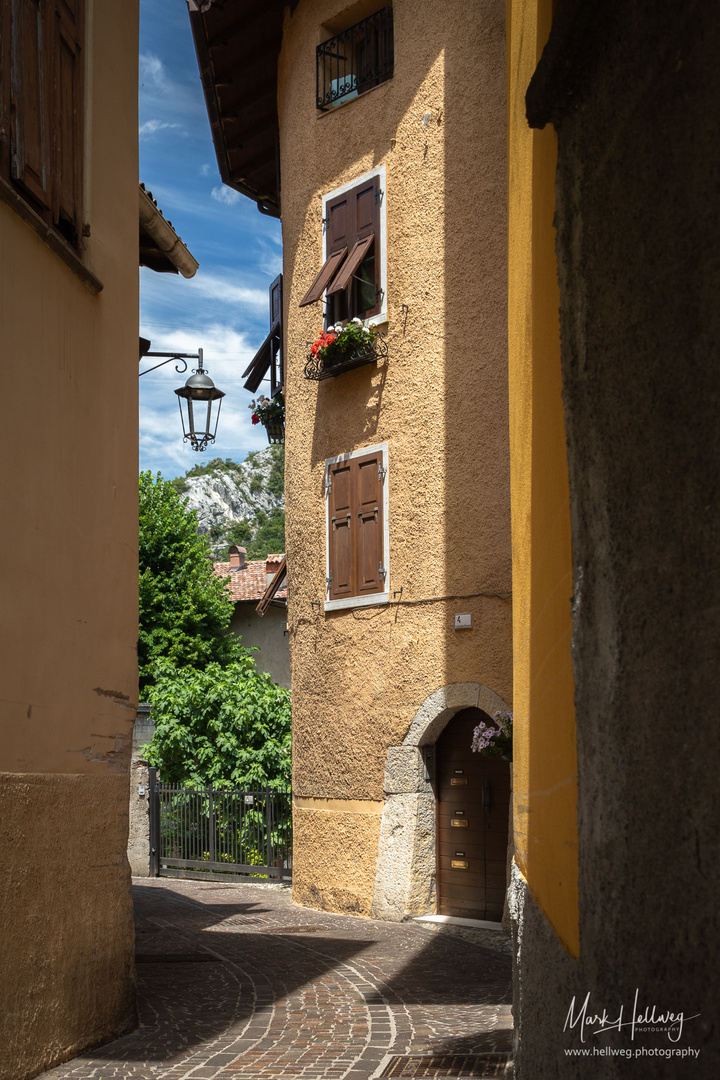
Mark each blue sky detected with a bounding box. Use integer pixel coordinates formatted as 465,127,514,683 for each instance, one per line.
139,0,282,479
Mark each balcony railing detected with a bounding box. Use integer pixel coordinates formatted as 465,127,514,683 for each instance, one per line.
316,7,394,111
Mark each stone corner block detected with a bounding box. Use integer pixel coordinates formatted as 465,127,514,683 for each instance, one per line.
384,746,429,795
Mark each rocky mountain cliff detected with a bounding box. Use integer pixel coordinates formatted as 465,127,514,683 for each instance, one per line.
171,447,285,560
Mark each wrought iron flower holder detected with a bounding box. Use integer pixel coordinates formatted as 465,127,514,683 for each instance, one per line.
265,421,285,444
304,331,388,381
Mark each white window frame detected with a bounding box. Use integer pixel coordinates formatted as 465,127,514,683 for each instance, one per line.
321,163,387,327
324,441,390,612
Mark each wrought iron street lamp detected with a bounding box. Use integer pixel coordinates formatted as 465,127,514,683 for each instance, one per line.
139,346,226,452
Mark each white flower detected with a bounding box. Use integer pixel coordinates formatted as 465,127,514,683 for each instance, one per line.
351,317,363,326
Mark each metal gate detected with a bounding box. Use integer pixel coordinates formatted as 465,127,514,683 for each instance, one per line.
148,769,292,880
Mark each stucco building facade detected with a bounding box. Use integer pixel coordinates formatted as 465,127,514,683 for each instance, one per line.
0,3,140,1076
507,0,720,1073
192,0,720,1071
191,0,512,922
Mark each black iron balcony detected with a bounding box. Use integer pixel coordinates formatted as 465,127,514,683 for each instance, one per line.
316,7,394,111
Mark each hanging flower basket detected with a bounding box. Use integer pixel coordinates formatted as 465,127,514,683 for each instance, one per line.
249,393,285,444
264,422,285,444
471,711,513,761
304,319,388,381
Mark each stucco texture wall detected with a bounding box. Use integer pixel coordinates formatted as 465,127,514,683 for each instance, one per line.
511,1,720,1074
506,0,578,957
279,0,510,915
0,776,137,1080
292,804,382,916
0,2,140,1075
229,603,291,688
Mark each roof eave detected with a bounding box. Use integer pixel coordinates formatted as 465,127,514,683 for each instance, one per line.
188,1,283,218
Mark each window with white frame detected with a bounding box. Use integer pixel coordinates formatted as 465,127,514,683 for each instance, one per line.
325,442,389,611
300,165,387,327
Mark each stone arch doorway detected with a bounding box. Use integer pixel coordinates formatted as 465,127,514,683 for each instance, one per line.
435,708,510,921
371,682,511,922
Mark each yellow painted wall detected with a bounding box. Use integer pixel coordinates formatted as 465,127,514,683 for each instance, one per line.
507,0,579,955
0,3,140,1074
278,0,510,915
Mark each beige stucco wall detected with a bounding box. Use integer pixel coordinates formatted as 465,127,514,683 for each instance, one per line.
230,602,291,688
279,0,510,916
0,2,140,1075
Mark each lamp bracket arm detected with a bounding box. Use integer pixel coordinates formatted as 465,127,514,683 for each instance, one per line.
139,352,199,377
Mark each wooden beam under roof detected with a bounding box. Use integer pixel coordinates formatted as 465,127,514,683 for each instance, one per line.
188,0,285,217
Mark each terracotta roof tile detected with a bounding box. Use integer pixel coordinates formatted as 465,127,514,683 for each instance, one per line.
213,557,287,603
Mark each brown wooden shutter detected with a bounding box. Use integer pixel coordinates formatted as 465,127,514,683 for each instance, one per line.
270,273,282,332
354,451,383,595
327,450,385,603
326,234,374,296
269,273,283,394
353,174,381,317
52,0,83,242
10,0,51,209
328,459,354,601
299,246,347,307
242,329,273,392
325,175,381,318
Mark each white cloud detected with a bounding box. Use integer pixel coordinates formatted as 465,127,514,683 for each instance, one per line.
200,163,211,176
139,52,167,88
139,119,180,138
211,185,243,206
185,273,269,310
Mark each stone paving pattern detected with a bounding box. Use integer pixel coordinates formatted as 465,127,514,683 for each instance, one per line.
37,878,513,1080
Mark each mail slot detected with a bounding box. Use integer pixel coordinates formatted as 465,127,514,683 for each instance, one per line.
451,818,469,827
451,777,468,786
451,859,469,869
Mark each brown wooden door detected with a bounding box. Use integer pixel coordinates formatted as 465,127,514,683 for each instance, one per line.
436,708,510,921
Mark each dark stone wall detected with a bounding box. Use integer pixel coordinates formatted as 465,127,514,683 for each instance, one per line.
516,2,720,1074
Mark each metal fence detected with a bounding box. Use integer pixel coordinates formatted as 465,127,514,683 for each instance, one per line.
148,769,292,881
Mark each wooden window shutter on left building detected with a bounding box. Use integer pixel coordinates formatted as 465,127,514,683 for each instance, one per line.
269,273,283,394
10,0,52,209
52,0,83,245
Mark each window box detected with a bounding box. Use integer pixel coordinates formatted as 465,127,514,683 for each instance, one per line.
316,7,394,112
249,392,285,444
304,328,388,381
264,421,285,445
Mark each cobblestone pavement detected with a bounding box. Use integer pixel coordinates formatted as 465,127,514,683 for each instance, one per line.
38,877,513,1080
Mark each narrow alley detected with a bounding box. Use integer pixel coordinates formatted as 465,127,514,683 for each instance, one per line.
37,878,513,1080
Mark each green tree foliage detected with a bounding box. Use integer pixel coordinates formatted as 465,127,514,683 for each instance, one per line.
143,658,291,789
138,472,241,693
246,507,285,559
